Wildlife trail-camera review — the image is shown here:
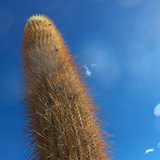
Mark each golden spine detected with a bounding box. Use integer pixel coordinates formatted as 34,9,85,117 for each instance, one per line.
21,15,112,160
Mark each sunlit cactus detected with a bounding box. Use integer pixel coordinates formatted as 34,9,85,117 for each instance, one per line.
21,14,113,160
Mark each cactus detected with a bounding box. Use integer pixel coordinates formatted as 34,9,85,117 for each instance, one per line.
21,15,113,160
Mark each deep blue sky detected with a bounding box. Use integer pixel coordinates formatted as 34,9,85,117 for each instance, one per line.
1,0,160,159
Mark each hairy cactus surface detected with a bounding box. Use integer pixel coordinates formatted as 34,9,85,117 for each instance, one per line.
21,15,113,160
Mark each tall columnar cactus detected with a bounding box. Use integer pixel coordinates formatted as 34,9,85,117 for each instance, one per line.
21,15,113,160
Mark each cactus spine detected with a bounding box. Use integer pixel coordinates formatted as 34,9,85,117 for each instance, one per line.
21,15,112,160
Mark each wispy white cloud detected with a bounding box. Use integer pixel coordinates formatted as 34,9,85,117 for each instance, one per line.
91,64,97,67
79,40,122,89
84,65,92,76
144,148,154,154
154,104,160,116
158,142,160,148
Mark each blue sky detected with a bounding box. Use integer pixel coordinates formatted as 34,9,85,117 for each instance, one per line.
1,0,160,159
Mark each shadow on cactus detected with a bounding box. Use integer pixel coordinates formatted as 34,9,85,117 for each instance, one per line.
21,15,114,160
